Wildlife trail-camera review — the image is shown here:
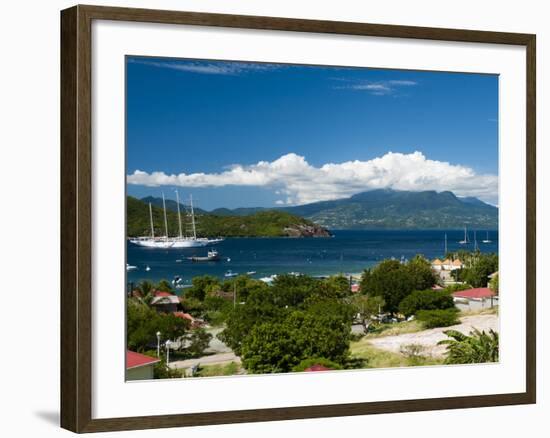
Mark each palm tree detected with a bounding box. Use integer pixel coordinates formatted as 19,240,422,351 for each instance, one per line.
135,280,155,305
438,328,499,364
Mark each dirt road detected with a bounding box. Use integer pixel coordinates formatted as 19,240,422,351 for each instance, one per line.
368,314,498,358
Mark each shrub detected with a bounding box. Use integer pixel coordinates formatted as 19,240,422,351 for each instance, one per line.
398,289,455,317
416,308,459,329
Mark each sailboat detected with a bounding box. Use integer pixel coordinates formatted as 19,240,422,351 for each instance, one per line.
458,227,470,245
129,192,224,248
482,231,492,244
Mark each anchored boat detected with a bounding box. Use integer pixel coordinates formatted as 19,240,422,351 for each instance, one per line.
129,191,224,248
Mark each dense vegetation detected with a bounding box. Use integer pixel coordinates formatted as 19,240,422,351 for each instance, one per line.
127,196,329,238
187,274,358,373
360,256,437,314
446,250,499,287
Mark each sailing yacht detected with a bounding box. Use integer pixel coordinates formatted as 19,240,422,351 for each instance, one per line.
482,231,492,244
458,227,470,245
129,192,224,248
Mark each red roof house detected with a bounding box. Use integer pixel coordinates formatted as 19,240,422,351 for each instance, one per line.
452,287,495,300
126,350,160,369
154,290,173,297
304,364,332,372
126,350,160,381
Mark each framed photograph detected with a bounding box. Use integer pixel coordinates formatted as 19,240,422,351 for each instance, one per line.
60,5,536,433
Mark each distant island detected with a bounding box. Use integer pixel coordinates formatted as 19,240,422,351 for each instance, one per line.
127,196,331,238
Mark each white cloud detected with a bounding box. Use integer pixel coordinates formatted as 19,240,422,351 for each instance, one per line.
127,58,280,76
127,151,498,205
335,79,418,95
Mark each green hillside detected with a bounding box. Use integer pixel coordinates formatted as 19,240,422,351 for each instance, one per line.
127,196,330,238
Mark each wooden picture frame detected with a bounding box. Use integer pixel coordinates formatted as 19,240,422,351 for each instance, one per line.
60,4,536,433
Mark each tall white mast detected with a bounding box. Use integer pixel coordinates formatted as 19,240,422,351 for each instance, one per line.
162,192,169,239
189,195,197,240
148,202,155,239
175,190,183,238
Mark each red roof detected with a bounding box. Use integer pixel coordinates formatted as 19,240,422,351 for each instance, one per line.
351,284,360,293
452,287,495,299
154,291,173,297
304,364,332,372
126,350,160,369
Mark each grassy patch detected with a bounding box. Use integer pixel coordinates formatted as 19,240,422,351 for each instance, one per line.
459,306,499,317
350,339,443,369
365,320,424,339
194,361,241,377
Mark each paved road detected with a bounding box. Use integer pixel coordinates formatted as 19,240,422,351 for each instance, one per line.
169,326,240,372
367,314,499,358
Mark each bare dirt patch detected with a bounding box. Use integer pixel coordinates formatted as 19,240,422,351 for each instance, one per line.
367,314,498,358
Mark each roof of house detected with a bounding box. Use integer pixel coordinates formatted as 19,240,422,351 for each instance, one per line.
151,295,180,305
154,291,173,297
351,284,360,293
452,259,464,266
431,284,444,290
488,271,499,279
126,350,160,369
452,287,495,299
304,364,332,372
442,259,452,265
432,259,443,265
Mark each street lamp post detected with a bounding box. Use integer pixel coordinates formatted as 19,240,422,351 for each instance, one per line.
156,331,161,357
165,340,172,365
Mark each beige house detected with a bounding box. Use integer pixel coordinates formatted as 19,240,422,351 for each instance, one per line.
431,258,464,284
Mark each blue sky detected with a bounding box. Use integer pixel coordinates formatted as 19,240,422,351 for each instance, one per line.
126,56,499,210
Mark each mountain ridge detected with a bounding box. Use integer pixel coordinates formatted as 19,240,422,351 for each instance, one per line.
138,189,498,230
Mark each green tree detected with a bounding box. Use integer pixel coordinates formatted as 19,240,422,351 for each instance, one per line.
406,255,436,291
416,308,460,329
186,275,220,301
438,329,499,364
398,289,455,317
361,260,415,314
350,294,385,333
489,273,499,295
127,299,189,352
153,358,183,379
156,279,174,292
183,328,212,358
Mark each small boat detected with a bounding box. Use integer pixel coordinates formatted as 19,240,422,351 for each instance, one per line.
482,231,492,243
145,265,151,271
459,227,470,244
172,275,183,285
126,263,138,271
246,271,257,275
175,259,183,263
259,274,278,283
224,270,238,278
188,250,220,262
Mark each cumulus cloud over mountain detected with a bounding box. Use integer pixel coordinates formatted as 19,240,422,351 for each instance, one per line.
127,151,498,205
